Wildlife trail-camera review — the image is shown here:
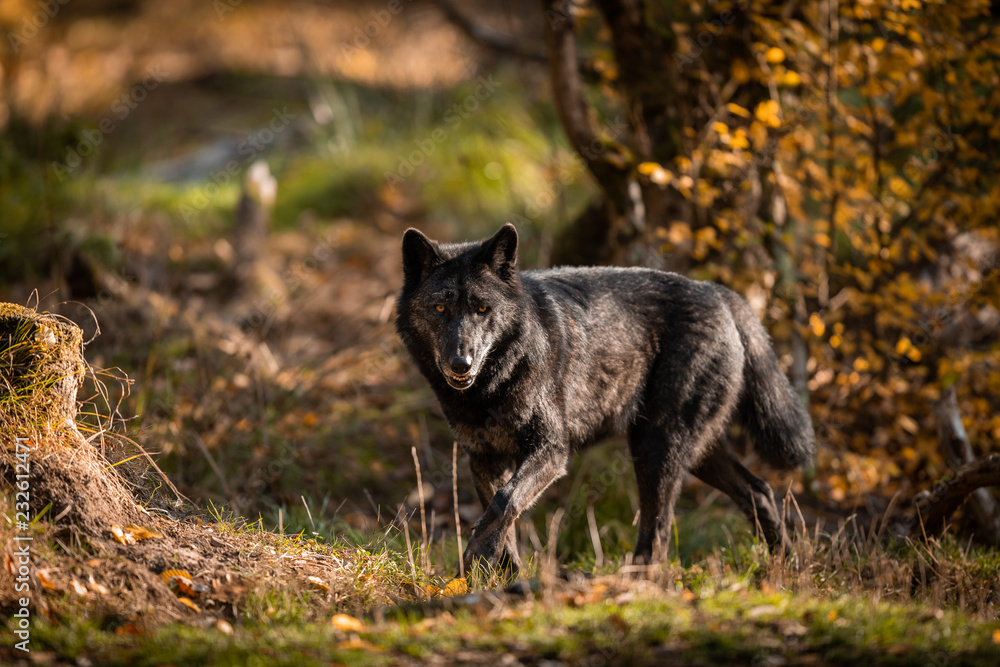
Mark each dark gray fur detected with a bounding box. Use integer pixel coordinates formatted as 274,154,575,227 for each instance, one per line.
396,223,814,573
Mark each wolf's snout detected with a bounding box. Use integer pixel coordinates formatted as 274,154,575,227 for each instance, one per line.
449,355,473,376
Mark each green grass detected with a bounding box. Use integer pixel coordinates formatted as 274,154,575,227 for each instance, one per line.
12,582,1000,666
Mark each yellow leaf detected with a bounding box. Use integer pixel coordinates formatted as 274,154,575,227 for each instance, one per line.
730,129,749,150
764,47,786,64
667,222,691,244
178,596,201,613
307,576,330,593
779,70,801,86
726,103,750,118
110,524,134,545
441,578,468,597
992,628,1000,644
638,162,672,187
122,524,163,541
637,161,661,176
809,313,826,337
889,177,910,197
814,232,831,248
161,569,194,583
711,122,729,136
830,334,842,349
895,338,912,355
872,37,886,53
731,59,750,84
827,609,838,622
332,614,365,632
754,100,779,127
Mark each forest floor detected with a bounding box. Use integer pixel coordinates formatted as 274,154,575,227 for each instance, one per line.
2,219,999,666
1,2,1000,663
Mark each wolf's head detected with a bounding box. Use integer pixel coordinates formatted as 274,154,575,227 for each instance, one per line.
396,223,521,391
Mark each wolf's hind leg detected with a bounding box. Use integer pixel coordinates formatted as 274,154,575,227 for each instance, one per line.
691,444,790,551
628,423,686,565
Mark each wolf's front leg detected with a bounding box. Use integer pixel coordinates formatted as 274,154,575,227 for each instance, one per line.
466,454,519,575
464,445,569,576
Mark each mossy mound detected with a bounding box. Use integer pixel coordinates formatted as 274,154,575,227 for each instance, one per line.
0,302,86,436
0,302,143,537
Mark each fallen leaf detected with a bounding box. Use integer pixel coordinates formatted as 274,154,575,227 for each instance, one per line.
123,524,163,540
110,524,134,545
216,619,234,635
87,575,110,595
178,596,201,613
331,614,365,632
37,569,59,591
161,569,208,597
992,628,1000,644
69,580,89,596
440,578,468,597
115,623,143,636
161,569,194,583
307,576,330,593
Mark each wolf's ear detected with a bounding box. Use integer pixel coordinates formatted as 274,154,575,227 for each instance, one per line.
402,228,441,287
481,223,518,281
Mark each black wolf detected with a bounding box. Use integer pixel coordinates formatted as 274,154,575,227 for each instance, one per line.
395,223,813,573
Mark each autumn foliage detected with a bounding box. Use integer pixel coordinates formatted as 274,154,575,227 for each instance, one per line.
544,0,1000,518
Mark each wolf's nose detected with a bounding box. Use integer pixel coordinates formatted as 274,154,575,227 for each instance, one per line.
450,356,473,375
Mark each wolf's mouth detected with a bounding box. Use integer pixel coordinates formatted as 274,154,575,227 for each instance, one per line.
445,372,476,390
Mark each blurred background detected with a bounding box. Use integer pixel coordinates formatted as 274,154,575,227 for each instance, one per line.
1,0,998,563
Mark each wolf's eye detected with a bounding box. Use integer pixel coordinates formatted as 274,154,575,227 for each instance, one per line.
478,305,489,314
435,305,445,313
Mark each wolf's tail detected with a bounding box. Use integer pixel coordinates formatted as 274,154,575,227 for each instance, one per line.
723,290,814,470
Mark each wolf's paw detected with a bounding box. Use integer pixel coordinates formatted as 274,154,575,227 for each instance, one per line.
462,534,519,580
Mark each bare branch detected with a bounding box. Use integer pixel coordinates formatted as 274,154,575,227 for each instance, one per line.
915,454,1000,541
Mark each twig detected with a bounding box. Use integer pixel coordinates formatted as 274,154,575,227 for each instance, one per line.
411,446,429,573
453,441,464,579
401,505,419,595
586,504,603,569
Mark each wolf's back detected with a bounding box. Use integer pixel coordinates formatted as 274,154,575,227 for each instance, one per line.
722,290,814,469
